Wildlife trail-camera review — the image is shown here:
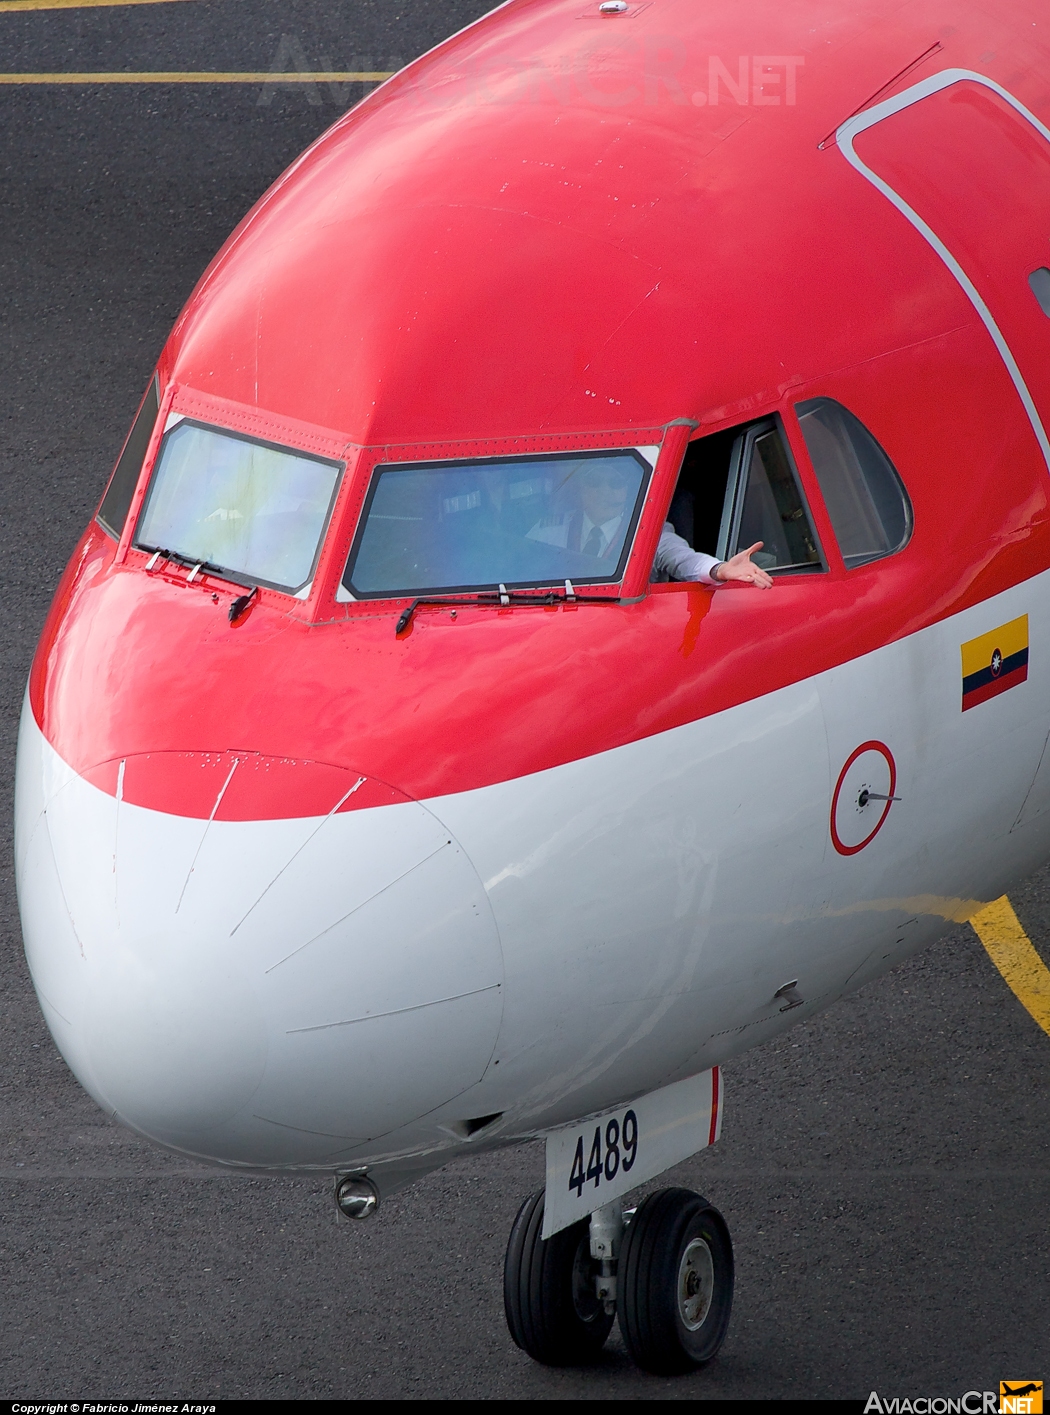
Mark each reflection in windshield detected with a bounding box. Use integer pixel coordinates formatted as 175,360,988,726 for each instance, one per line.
135,421,342,593
344,451,650,597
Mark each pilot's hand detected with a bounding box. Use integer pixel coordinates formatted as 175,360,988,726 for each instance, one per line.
714,542,774,589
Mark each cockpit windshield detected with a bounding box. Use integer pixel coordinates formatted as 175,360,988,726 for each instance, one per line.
135,420,343,594
343,450,651,598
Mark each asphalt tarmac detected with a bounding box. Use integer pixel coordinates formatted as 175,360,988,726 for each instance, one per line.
1,1,1048,1401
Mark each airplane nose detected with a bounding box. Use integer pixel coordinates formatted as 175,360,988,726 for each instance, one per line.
15,704,504,1166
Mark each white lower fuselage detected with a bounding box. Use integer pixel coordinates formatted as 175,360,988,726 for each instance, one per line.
15,573,1050,1189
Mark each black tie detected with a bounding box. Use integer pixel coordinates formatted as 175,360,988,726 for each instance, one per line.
583,525,604,557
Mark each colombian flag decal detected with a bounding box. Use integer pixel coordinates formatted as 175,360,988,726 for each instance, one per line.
961,615,1029,711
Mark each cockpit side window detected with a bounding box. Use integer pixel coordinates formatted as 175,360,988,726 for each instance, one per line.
98,375,160,539
794,398,912,567
663,416,824,578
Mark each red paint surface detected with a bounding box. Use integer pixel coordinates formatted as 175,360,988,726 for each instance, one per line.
26,0,1050,819
961,662,1030,712
855,80,1050,425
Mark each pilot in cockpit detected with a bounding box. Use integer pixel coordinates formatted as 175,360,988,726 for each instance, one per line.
527,463,774,588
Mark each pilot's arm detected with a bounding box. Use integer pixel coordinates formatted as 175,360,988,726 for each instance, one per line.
654,524,774,589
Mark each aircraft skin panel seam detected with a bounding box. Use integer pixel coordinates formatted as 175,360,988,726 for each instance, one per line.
285,982,502,1033
837,68,1050,474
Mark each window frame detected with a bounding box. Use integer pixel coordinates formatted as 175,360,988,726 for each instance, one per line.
341,446,654,601
715,415,828,575
792,396,913,570
97,374,161,541
132,416,346,597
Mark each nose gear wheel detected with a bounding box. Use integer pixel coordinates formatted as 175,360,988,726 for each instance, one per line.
503,1189,614,1365
617,1187,734,1374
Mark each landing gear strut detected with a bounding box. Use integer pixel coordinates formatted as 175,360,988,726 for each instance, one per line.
503,1186,734,1374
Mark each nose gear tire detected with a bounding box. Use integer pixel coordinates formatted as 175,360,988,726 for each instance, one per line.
503,1189,615,1365
617,1187,734,1375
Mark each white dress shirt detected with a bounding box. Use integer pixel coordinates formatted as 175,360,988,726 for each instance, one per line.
578,513,624,556
527,511,623,555
653,523,721,584
528,514,722,583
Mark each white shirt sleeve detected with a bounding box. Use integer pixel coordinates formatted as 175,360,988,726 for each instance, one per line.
654,523,722,585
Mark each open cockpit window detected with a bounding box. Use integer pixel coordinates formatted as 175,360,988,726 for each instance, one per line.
343,450,651,598
98,375,160,539
134,419,343,594
794,398,912,567
664,417,823,578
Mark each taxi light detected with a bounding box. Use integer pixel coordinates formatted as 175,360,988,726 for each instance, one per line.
335,1174,379,1221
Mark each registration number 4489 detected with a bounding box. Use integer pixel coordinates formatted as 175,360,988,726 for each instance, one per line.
568,1110,638,1197
541,1067,722,1239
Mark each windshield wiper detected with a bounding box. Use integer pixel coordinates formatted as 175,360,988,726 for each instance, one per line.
140,544,232,583
141,544,259,623
395,581,622,635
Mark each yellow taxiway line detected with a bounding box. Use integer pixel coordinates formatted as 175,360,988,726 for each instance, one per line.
0,70,394,82
971,895,1050,1038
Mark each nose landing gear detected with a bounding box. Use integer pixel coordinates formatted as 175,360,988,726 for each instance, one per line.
503,1187,734,1375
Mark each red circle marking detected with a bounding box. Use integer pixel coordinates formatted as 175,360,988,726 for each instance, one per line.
830,740,897,857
